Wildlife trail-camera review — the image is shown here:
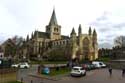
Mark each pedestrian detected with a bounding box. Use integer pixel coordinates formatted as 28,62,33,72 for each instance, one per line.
108,67,112,77
38,65,41,74
122,68,125,77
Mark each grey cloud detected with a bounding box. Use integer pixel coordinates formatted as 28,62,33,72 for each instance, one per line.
99,42,113,49
98,28,110,32
89,11,125,45
96,11,110,21
113,23,125,29
105,34,116,38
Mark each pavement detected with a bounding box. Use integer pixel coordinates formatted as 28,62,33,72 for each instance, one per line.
17,65,125,83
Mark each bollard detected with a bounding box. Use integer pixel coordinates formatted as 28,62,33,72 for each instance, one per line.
21,77,23,83
31,80,33,83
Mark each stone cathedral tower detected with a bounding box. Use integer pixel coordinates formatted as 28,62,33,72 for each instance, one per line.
46,9,61,40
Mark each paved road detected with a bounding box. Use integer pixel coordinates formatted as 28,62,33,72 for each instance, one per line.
17,64,38,82
17,66,125,83
57,69,125,83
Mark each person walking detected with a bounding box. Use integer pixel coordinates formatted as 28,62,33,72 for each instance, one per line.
108,67,112,77
37,65,41,74
122,68,125,77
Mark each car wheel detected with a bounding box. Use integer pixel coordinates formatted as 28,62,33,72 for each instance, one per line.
24,66,27,69
84,72,86,76
18,66,20,68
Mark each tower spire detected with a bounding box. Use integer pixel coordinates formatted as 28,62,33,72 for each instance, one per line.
49,8,58,25
89,26,92,35
78,24,82,35
93,28,97,36
71,27,76,35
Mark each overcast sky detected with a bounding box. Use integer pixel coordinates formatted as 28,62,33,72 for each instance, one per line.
0,0,125,47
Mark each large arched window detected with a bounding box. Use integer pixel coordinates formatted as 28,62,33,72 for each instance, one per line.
83,37,89,60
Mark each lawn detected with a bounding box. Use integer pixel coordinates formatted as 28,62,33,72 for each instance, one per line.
7,81,22,83
31,60,67,64
0,72,17,83
42,67,70,76
96,57,111,62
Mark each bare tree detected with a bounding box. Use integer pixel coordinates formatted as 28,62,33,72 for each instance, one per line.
114,36,125,47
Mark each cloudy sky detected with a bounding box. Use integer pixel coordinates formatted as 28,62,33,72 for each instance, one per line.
0,0,125,48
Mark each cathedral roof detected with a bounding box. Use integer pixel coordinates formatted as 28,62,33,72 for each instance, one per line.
49,9,58,25
61,35,69,39
34,31,49,38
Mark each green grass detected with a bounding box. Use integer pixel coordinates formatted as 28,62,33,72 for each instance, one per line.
0,72,17,83
42,68,70,76
30,60,67,64
96,57,111,62
7,81,22,83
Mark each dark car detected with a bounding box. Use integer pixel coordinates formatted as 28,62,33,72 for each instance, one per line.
0,59,12,69
81,63,96,71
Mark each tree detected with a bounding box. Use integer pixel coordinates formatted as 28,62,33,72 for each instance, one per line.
3,36,24,59
4,39,16,57
114,36,125,47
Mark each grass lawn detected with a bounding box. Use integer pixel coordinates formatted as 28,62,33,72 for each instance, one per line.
42,68,70,76
31,60,67,64
0,72,17,83
97,57,111,62
7,81,22,83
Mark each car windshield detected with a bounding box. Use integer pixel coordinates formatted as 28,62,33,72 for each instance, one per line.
20,63,26,65
73,68,79,70
99,62,103,65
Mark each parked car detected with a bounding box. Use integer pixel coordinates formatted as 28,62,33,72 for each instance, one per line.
81,63,91,71
11,63,19,68
82,63,96,71
70,66,86,77
19,62,30,68
11,62,30,68
0,59,12,69
92,61,106,68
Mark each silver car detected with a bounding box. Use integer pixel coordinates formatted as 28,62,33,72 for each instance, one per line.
70,66,86,77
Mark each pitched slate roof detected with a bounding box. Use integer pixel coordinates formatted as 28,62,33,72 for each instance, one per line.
34,31,49,38
61,35,69,39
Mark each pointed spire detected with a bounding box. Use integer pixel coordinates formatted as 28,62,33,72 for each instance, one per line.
93,28,97,36
49,8,58,25
26,34,29,41
31,32,34,38
89,26,92,35
78,24,82,34
71,27,76,35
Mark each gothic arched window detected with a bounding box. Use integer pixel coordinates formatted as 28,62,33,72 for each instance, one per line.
83,37,89,60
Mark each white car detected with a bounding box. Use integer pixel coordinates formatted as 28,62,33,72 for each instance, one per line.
70,66,86,77
18,62,30,68
11,62,30,68
11,63,19,68
92,61,106,68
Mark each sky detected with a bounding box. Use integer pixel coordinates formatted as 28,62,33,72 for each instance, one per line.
0,0,125,48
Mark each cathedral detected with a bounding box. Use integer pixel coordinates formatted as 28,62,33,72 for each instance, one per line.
23,9,98,61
